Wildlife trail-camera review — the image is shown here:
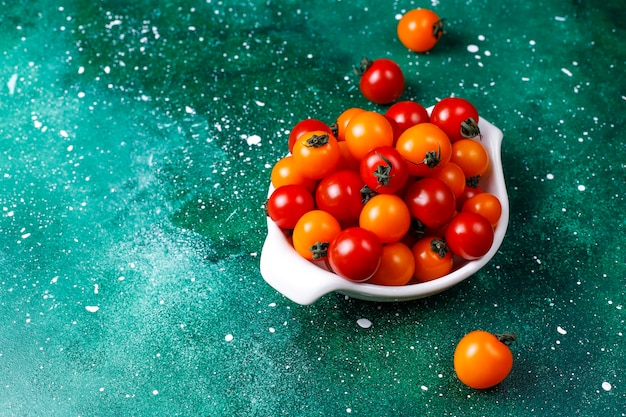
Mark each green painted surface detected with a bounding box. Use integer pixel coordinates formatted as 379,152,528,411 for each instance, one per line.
1,0,624,415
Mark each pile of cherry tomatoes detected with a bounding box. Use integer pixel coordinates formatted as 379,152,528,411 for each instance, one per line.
267,97,502,286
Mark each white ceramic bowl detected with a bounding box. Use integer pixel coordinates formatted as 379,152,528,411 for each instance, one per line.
260,111,508,305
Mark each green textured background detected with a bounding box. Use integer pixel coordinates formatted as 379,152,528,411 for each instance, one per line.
1,0,624,416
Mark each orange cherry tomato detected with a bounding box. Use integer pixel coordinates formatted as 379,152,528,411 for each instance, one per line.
368,242,415,286
335,140,361,172
450,139,489,182
359,194,411,243
462,192,502,227
345,111,394,161
411,236,453,282
292,210,341,261
454,331,515,389
395,122,452,177
270,155,317,192
335,107,365,142
397,8,444,53
292,130,341,179
429,161,466,199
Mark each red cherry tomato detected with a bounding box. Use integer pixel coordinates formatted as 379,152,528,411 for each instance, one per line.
445,212,494,260
328,227,383,282
430,97,481,143
315,170,365,227
404,177,456,230
356,57,405,105
288,118,333,153
385,100,430,134
359,146,410,195
454,331,516,389
266,184,315,229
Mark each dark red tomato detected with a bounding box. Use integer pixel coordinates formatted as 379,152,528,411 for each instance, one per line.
357,57,405,105
404,177,456,229
456,185,484,212
328,227,383,282
359,146,409,195
445,212,494,260
383,115,402,145
430,97,481,143
385,101,430,134
288,118,333,153
266,184,315,229
315,170,365,227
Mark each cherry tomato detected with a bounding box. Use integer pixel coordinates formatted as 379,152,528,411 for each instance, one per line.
454,331,515,389
345,111,394,161
411,237,453,282
356,57,405,105
270,155,317,193
450,139,490,183
292,210,341,261
288,118,333,153
430,97,481,143
429,161,466,199
266,184,315,230
335,107,365,142
359,194,411,243
404,177,456,230
368,242,415,286
385,100,430,134
462,192,502,228
292,131,341,179
328,227,383,282
359,146,409,195
445,212,494,260
397,8,444,53
315,170,365,227
395,122,452,177
335,140,361,172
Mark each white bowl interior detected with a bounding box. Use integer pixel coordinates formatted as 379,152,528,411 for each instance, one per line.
260,111,508,305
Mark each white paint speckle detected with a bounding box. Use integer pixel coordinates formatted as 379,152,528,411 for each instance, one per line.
60,130,69,138
546,173,554,180
225,334,234,342
269,327,275,333
602,381,612,391
85,306,100,313
152,389,159,395
421,385,428,391
185,106,196,115
357,318,372,329
555,16,567,22
557,326,567,335
561,68,573,77
467,44,479,53
577,184,586,192
245,134,262,146
254,100,265,107
7,74,18,95
478,34,485,41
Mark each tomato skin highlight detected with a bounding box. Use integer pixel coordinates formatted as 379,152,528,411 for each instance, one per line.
328,227,383,282
266,184,315,230
454,330,514,389
445,212,494,260
358,58,405,105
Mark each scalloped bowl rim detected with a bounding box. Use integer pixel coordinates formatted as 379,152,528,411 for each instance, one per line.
260,111,508,305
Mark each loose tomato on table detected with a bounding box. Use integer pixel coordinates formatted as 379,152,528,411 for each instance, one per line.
411,236,453,282
266,184,315,230
454,330,516,389
368,242,415,286
287,118,334,153
315,170,365,227
355,57,405,105
385,100,430,135
292,210,341,261
359,146,410,195
345,111,395,161
292,130,341,179
397,8,444,53
395,122,452,177
359,194,411,244
445,211,494,260
430,97,481,143
404,177,456,230
328,227,383,282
